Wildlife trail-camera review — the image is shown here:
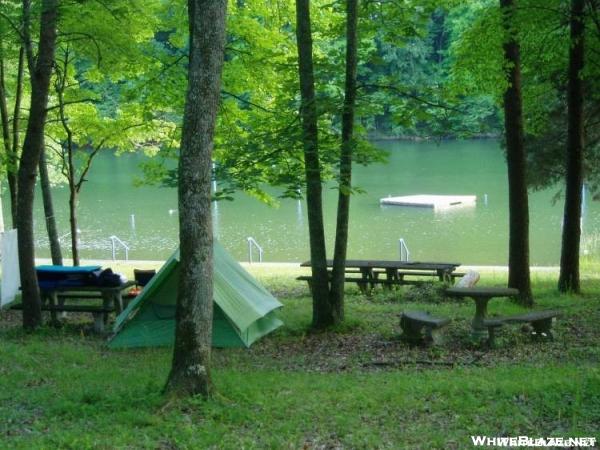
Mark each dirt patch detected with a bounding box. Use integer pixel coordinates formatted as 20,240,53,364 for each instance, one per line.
215,309,599,373
3,300,598,374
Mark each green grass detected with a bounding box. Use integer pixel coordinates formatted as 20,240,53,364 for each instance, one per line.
1,267,599,449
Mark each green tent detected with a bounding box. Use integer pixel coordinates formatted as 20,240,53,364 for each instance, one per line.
109,242,283,349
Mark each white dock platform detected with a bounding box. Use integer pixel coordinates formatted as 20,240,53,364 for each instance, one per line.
380,194,477,209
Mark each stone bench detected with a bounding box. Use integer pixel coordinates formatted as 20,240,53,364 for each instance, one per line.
502,310,561,340
481,310,561,345
399,310,451,344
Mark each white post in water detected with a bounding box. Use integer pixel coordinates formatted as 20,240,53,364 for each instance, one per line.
296,199,303,226
211,162,219,238
484,194,488,206
212,162,217,194
130,214,135,230
296,189,303,227
399,238,410,262
247,237,264,263
212,201,220,239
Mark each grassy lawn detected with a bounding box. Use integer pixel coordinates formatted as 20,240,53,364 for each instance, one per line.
1,266,599,449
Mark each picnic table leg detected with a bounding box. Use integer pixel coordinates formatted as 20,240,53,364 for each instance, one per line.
359,268,373,294
357,279,368,295
385,268,397,290
101,291,112,325
114,291,124,314
438,269,452,283
471,296,491,340
57,292,68,319
92,313,105,333
46,292,60,326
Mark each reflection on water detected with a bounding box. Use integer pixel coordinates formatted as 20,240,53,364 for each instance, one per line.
16,140,600,265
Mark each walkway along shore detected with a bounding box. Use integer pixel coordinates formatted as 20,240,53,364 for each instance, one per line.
34,258,561,274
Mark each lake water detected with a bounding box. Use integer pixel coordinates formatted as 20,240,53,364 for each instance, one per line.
16,140,600,265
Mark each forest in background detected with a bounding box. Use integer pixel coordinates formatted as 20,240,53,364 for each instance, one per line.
1,1,598,201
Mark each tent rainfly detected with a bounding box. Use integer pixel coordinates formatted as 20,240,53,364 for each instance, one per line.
109,241,283,349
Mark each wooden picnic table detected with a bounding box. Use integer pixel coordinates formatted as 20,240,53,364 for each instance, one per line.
42,281,136,332
299,259,462,292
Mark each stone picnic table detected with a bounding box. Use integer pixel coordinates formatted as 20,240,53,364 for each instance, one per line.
445,286,519,339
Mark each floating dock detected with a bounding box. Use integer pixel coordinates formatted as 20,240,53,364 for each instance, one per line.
380,194,477,209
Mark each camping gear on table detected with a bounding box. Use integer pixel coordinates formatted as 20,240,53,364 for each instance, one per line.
35,265,103,290
35,265,127,290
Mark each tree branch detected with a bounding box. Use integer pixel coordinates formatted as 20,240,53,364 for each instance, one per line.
46,98,98,112
0,10,25,43
57,32,102,66
221,90,276,113
357,83,463,112
22,0,35,75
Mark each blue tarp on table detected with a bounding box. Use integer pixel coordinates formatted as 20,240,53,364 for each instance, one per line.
36,265,101,290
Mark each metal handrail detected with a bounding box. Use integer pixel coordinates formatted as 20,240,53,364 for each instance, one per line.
110,235,130,261
247,237,263,263
399,238,410,262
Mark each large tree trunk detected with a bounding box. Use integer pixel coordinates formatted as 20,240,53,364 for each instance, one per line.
500,0,533,306
17,0,59,330
295,0,333,329
558,0,585,293
164,0,227,398
39,149,63,265
330,0,359,324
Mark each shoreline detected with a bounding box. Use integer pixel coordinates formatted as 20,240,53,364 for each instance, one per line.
34,258,561,273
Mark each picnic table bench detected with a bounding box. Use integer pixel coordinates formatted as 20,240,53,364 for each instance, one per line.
10,302,115,332
299,259,462,293
399,311,451,344
11,281,136,332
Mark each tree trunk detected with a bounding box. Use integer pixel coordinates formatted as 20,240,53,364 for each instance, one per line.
295,0,333,329
558,0,585,293
9,47,24,228
17,0,59,330
39,149,63,266
500,0,533,306
330,0,359,324
0,48,12,167
0,55,11,231
68,188,79,266
164,0,227,398
0,45,22,228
